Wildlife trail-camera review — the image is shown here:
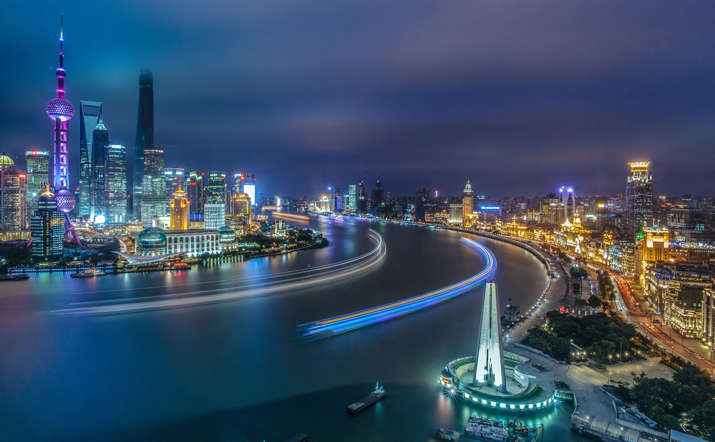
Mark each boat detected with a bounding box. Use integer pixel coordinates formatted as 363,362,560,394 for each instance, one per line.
0,273,29,281
71,269,106,278
172,262,190,271
346,381,386,415
462,415,510,442
435,428,461,441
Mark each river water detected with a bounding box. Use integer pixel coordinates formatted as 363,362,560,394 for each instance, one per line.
0,218,585,441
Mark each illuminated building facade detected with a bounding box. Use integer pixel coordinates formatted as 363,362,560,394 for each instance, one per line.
90,120,109,221
228,192,251,227
347,184,357,213
643,262,710,316
25,150,50,214
626,161,654,234
78,100,103,219
186,171,204,221
0,156,28,232
664,286,703,339
357,181,367,212
132,69,154,216
448,203,463,224
140,148,166,227
462,178,474,227
105,144,128,223
474,282,506,392
30,186,64,260
703,287,715,348
169,189,189,230
243,173,256,207
45,15,79,244
164,168,185,196
204,171,226,229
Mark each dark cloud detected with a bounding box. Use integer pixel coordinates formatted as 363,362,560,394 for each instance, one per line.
1,0,714,197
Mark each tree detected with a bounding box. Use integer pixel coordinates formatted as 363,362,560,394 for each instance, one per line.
691,400,715,441
588,295,602,308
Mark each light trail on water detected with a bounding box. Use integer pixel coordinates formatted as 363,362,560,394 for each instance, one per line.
53,229,386,315
298,238,496,339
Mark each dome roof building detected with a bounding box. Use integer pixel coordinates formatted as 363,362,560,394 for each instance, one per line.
136,227,167,256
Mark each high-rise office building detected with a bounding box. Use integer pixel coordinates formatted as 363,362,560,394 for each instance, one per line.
78,100,103,219
90,119,109,221
0,154,27,232
45,15,79,244
105,144,128,223
462,178,474,227
626,161,654,234
169,189,189,230
186,171,204,221
243,173,256,207
347,184,357,213
357,181,367,213
132,69,154,216
204,171,226,229
371,179,384,213
140,148,166,227
228,192,251,228
25,149,50,215
164,168,185,196
232,172,244,196
31,185,64,261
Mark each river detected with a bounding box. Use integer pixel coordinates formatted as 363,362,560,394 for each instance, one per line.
0,218,585,441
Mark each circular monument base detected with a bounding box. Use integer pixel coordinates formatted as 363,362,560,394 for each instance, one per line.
440,356,558,413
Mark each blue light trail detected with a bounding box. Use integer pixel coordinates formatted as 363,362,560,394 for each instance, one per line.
299,237,497,339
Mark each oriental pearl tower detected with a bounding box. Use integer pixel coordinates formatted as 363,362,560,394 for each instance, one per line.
46,15,80,245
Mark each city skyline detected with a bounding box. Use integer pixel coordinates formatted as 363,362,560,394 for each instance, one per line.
1,6,714,441
2,3,715,197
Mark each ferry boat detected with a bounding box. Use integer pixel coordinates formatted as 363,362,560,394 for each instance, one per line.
462,415,509,442
172,262,190,271
346,382,386,415
71,269,106,278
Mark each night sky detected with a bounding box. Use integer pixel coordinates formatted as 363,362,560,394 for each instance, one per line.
2,1,715,197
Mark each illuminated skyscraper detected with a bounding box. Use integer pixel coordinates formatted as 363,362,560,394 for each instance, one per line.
25,149,50,214
228,192,251,228
164,168,185,196
140,148,166,227
462,178,474,227
0,154,28,232
90,119,109,221
357,181,367,213
474,282,505,392
132,69,154,216
31,185,64,260
105,144,128,223
243,173,256,207
204,171,226,229
626,161,654,234
186,171,204,221
78,100,102,219
371,179,384,210
45,15,79,244
169,189,189,230
347,184,357,213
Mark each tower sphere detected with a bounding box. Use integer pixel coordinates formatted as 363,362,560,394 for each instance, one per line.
55,188,76,213
46,97,74,121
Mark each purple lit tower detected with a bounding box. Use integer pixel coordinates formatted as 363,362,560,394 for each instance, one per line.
45,15,80,244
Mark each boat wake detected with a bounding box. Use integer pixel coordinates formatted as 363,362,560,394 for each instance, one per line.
53,229,386,316
298,238,496,339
